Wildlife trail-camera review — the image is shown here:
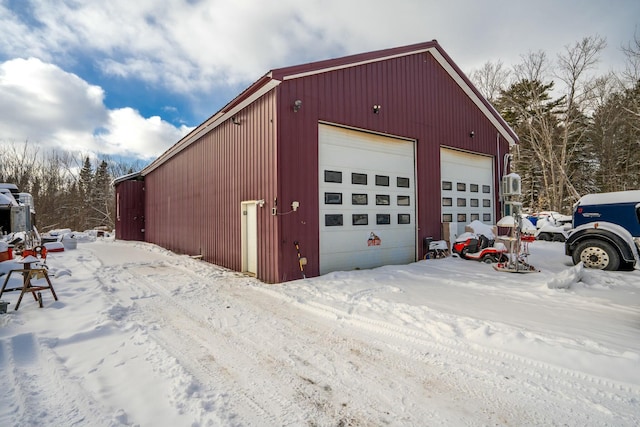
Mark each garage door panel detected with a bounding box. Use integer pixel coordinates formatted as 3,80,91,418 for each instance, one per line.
440,148,495,237
319,124,416,275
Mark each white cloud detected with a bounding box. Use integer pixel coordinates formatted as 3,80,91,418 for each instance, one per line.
2,0,638,95
0,58,190,160
1,0,639,162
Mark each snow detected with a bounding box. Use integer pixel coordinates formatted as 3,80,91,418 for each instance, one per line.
1,237,639,426
578,190,640,206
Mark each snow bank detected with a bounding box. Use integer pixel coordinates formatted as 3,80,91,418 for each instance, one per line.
547,262,584,289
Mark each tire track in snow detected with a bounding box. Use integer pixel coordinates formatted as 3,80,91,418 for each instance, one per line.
115,260,514,425
100,260,443,425
0,333,112,427
272,295,640,425
83,241,640,426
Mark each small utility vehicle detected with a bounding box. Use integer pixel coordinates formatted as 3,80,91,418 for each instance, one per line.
565,190,640,270
453,232,508,264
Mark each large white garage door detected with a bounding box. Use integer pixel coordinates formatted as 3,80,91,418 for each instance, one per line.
440,148,495,237
319,124,416,275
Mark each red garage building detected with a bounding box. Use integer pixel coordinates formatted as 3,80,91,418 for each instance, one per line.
115,40,518,283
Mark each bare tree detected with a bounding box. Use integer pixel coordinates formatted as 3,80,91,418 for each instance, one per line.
621,28,640,84
469,60,512,103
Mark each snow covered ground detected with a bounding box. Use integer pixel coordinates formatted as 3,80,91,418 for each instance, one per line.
1,237,639,426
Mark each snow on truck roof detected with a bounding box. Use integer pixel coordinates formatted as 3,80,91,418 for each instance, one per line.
578,190,640,206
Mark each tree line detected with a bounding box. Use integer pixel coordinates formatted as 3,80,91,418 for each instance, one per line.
0,143,142,233
470,34,640,213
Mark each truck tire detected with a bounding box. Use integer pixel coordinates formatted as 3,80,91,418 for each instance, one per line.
552,233,566,242
572,239,621,270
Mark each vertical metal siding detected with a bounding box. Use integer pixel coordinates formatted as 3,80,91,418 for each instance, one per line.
145,91,280,283
142,47,510,283
276,50,510,279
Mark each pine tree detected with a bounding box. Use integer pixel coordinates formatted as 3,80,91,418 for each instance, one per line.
496,79,564,211
78,156,94,230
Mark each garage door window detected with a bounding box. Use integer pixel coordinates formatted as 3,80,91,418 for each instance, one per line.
442,181,452,190
325,214,343,226
375,175,389,186
352,173,367,185
324,192,342,204
324,170,342,183
352,214,368,225
398,214,411,224
352,194,368,205
397,195,410,206
397,177,410,188
376,214,391,225
376,195,390,205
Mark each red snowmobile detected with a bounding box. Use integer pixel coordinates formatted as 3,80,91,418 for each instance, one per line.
452,232,508,263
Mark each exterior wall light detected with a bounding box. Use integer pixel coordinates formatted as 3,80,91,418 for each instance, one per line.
372,105,381,114
469,131,475,138
232,117,241,125
293,99,302,112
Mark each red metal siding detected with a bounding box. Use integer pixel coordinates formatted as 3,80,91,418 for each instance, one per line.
275,50,511,280
138,41,514,283
115,180,145,241
144,91,281,283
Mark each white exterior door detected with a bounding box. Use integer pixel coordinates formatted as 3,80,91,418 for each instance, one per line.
241,201,258,275
318,124,416,275
440,148,495,237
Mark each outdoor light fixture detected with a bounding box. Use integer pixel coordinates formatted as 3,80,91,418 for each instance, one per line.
372,104,381,114
469,131,475,138
293,99,302,112
232,117,241,125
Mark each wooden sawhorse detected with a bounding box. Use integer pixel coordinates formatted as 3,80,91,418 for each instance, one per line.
0,259,58,310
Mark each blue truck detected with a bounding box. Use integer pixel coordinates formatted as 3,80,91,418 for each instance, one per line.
565,190,640,270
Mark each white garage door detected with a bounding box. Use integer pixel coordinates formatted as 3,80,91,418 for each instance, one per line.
440,147,495,237
319,124,416,275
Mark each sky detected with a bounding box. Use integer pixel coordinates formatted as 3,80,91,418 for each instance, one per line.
1,0,639,164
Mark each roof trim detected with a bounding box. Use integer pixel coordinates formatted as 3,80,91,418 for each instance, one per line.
280,47,434,81
272,41,517,146
112,171,142,186
427,48,517,146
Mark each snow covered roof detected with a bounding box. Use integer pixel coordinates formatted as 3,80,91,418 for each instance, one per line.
578,190,640,206
0,191,17,207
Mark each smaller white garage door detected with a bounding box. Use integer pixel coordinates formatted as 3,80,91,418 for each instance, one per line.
319,124,416,275
440,148,495,237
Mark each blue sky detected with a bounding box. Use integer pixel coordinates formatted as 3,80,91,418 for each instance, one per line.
1,0,639,164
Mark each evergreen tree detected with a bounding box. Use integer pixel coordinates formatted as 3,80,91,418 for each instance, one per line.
78,156,94,230
496,79,564,211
